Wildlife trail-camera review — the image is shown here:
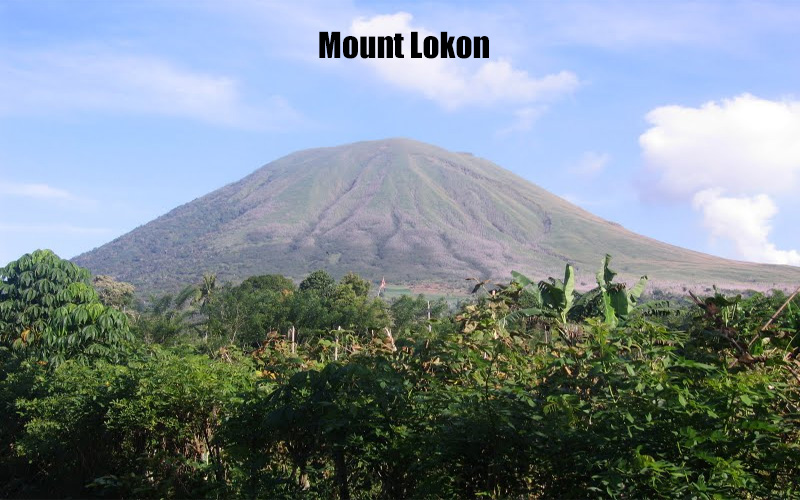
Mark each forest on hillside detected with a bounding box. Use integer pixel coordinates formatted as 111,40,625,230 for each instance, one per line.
1,250,800,498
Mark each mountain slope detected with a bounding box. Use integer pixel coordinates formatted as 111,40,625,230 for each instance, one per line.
73,138,800,293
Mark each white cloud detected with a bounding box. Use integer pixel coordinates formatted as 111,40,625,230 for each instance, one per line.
639,94,800,265
0,182,79,201
640,94,800,198
0,48,304,129
496,106,546,135
0,223,111,235
349,12,579,110
693,189,800,265
0,181,98,210
570,151,610,177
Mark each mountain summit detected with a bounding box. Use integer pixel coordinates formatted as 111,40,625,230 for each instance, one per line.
74,138,800,292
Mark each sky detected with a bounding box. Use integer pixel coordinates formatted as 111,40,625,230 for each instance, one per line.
2,0,800,269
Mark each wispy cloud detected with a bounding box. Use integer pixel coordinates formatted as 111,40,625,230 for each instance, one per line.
496,106,547,135
348,12,579,110
0,47,305,129
639,94,800,265
569,151,610,177
0,223,111,235
0,181,81,202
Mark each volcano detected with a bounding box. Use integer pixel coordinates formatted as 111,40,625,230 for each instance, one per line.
73,138,800,293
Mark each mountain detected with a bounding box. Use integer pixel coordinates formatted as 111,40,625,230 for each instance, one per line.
73,138,800,294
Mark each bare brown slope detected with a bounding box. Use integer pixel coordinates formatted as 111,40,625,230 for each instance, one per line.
73,138,800,293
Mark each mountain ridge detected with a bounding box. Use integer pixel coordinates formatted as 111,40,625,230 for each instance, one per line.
73,138,800,293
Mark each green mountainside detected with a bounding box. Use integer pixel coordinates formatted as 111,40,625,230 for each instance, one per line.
73,138,800,293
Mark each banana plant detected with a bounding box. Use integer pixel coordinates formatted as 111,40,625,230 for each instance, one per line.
511,263,576,323
596,254,648,326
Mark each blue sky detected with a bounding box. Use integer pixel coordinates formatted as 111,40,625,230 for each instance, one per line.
2,1,800,268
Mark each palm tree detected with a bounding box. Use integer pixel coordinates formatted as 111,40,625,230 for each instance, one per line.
198,273,217,310
197,273,216,342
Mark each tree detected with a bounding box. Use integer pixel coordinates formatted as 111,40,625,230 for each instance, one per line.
329,284,390,334
390,294,448,332
91,275,136,311
299,270,335,297
339,272,370,298
12,347,254,498
206,282,294,349
133,286,198,345
197,272,217,311
238,274,295,295
0,250,132,365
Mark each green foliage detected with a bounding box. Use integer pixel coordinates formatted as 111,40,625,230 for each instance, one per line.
328,280,390,334
511,262,576,323
224,358,415,498
238,274,295,294
132,287,198,345
390,294,449,332
540,262,576,323
338,272,370,297
6,347,254,498
91,275,135,310
2,251,800,499
596,253,649,326
206,278,295,349
299,270,335,296
0,250,133,365
201,272,390,352
525,319,800,498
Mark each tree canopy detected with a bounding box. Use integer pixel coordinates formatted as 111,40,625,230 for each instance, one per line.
2,251,799,498
0,250,132,365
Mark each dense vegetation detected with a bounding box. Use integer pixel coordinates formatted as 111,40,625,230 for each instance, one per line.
2,249,800,498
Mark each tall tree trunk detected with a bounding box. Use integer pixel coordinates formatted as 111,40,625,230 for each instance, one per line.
333,448,350,500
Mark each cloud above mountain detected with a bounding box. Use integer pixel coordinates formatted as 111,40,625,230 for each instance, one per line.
640,94,800,265
349,12,579,110
0,47,304,129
